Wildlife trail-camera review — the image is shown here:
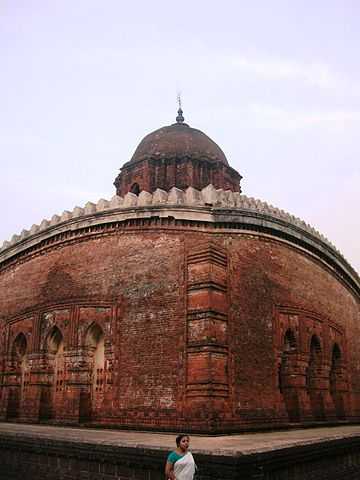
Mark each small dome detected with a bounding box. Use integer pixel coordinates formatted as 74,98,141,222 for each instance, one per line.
129,122,229,165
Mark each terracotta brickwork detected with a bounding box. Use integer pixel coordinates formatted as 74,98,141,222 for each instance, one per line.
113,121,242,196
0,221,358,432
0,231,186,428
185,243,230,429
0,117,358,433
115,157,242,196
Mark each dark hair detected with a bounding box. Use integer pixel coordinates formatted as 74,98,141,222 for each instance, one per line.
176,434,189,446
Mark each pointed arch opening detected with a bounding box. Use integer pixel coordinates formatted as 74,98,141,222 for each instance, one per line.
330,343,345,419
306,335,322,390
279,329,300,422
284,329,297,352
7,333,28,419
306,335,325,420
130,182,140,195
330,343,342,380
81,323,105,421
40,326,64,420
47,326,63,354
279,329,297,394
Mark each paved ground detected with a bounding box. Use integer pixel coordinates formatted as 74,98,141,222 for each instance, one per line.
1,422,360,455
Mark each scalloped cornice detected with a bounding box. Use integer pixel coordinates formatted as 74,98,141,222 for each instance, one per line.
0,185,359,295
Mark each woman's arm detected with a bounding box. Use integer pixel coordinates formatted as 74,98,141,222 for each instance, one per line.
165,460,175,480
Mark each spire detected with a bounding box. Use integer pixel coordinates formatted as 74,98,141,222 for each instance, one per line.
176,93,184,123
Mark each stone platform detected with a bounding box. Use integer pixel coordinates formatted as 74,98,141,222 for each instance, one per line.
1,422,360,479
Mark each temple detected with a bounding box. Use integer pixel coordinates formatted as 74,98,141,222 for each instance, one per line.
0,110,359,432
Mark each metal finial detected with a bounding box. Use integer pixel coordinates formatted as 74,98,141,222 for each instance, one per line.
176,93,184,123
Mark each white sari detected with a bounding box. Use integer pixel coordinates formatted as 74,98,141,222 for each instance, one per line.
173,451,196,480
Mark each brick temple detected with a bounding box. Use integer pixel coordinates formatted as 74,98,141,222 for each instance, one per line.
0,109,359,433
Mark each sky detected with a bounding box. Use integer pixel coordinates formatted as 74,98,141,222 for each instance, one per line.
1,1,359,273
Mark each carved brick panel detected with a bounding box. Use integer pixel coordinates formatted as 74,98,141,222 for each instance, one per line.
275,306,349,422
185,243,229,400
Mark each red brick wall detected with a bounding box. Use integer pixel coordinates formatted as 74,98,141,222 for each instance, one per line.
0,226,359,431
114,157,241,196
227,234,359,426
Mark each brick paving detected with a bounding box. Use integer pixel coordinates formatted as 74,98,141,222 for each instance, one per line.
1,422,360,456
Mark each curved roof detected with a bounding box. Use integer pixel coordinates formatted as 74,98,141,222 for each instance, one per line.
128,122,229,165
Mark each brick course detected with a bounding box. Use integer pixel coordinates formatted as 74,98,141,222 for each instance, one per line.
0,221,358,432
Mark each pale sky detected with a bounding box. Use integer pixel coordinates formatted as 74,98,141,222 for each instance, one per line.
1,1,359,273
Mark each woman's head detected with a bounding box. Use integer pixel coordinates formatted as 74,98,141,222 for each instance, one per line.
176,434,190,451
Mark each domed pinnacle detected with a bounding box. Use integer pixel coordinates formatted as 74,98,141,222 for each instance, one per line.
176,93,185,123
176,107,184,123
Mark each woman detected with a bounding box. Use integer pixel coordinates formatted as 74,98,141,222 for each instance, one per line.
165,434,196,480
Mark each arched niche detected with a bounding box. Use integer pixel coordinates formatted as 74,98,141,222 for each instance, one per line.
40,326,64,420
12,332,27,360
330,343,345,419
7,333,28,419
284,329,297,352
83,323,105,418
48,327,65,397
306,335,322,387
46,326,63,355
130,182,140,195
330,343,342,379
279,329,297,393
279,329,300,422
306,335,325,420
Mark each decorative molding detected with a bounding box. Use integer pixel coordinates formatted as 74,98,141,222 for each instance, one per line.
0,185,358,294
